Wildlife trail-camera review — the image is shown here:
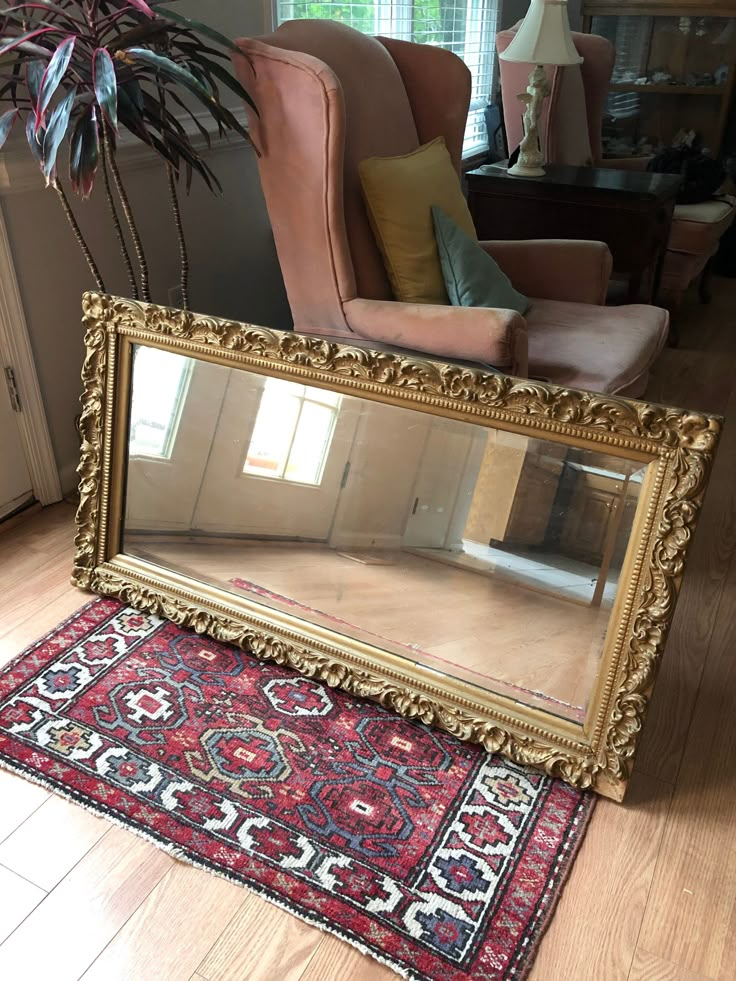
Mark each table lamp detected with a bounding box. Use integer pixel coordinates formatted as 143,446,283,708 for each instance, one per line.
499,0,582,178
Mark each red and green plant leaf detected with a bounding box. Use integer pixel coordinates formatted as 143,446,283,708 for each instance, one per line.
35,35,76,133
0,26,59,59
184,53,257,113
150,6,244,54
25,112,44,165
26,60,45,105
42,84,76,183
123,0,155,19
69,103,100,198
6,4,85,29
0,1,257,200
0,108,18,150
92,47,118,132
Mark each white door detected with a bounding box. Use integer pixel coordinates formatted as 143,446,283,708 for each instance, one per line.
192,371,361,540
0,370,32,519
403,422,487,549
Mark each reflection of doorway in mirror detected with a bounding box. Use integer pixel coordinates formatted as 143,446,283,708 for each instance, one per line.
414,430,646,610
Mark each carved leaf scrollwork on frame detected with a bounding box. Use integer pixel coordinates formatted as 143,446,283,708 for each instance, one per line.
601,424,716,782
72,313,109,590
75,293,722,798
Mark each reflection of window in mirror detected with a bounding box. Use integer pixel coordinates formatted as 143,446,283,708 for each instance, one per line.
129,347,193,459
242,379,342,485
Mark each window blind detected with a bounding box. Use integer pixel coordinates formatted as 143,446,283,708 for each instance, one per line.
274,1,500,156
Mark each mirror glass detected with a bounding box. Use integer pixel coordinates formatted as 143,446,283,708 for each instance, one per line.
122,345,649,724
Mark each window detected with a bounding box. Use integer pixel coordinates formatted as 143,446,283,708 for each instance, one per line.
129,347,192,459
274,1,500,157
243,378,342,485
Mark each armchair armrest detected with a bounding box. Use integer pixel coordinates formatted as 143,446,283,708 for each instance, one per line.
480,239,613,306
343,298,528,376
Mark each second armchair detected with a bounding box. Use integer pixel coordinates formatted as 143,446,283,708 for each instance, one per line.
234,20,668,396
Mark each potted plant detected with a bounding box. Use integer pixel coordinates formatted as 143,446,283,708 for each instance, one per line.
0,0,256,308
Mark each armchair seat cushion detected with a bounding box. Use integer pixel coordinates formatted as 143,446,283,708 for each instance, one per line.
668,198,736,255
526,298,669,397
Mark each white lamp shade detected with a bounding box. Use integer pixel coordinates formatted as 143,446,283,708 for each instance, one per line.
500,0,583,66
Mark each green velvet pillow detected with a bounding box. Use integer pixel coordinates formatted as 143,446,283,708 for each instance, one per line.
432,206,530,314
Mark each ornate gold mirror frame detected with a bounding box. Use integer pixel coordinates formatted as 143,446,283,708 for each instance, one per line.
72,293,721,801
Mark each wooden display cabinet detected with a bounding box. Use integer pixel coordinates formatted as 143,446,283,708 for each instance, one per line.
582,3,736,157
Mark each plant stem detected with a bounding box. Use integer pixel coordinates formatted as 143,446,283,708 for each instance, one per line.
102,122,150,302
54,181,105,292
157,83,189,310
166,162,189,310
101,127,138,300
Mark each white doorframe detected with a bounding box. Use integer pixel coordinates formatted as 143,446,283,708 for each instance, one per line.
0,202,62,506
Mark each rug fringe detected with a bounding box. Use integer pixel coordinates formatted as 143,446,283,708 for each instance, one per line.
0,753,418,981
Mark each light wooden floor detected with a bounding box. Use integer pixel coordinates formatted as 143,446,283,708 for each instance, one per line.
1,281,736,980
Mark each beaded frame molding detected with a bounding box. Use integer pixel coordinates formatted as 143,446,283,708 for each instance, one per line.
72,293,721,800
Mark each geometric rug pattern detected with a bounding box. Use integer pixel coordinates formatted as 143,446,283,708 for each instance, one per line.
0,599,594,980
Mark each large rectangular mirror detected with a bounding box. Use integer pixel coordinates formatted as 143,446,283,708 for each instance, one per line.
74,294,721,800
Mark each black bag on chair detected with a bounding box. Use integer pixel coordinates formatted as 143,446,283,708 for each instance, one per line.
647,144,726,204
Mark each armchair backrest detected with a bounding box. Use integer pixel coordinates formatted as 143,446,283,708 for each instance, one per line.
496,27,615,167
234,20,471,334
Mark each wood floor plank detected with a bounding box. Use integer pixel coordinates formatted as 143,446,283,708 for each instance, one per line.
197,889,323,981
0,863,46,946
0,767,50,845
635,551,736,979
0,792,108,891
0,827,172,980
636,359,736,783
528,772,673,981
298,936,397,981
0,562,87,669
81,863,247,981
628,947,713,981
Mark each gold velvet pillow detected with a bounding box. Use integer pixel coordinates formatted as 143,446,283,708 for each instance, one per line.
359,137,477,305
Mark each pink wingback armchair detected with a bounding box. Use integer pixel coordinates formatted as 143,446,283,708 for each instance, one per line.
234,20,668,396
497,26,736,311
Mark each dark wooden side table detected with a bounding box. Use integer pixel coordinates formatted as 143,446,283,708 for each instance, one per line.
466,163,682,304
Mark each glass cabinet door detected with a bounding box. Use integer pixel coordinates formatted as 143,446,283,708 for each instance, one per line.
588,14,736,157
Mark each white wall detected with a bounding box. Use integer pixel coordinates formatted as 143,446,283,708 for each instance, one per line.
0,0,290,492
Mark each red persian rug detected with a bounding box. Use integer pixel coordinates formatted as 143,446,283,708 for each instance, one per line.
0,599,594,980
